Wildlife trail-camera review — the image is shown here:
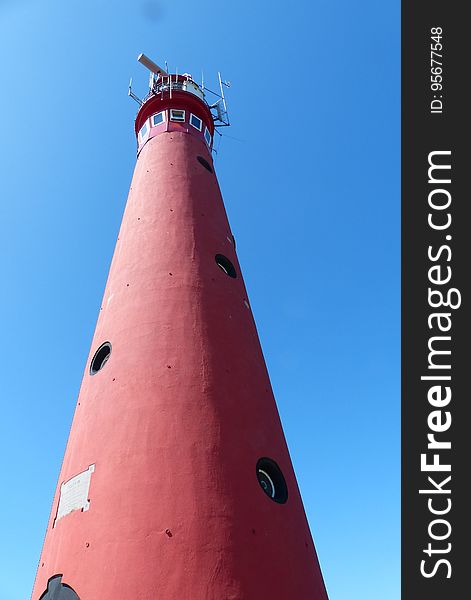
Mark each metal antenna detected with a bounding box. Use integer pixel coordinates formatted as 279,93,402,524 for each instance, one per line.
204,72,231,127
128,78,143,106
218,72,226,114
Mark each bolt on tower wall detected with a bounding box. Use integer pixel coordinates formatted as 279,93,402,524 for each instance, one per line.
31,58,329,600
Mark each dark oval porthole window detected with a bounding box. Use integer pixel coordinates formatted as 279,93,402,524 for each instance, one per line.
90,342,112,375
256,457,288,504
197,155,213,173
215,254,237,278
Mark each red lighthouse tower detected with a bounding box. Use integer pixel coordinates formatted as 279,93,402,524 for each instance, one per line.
31,54,329,600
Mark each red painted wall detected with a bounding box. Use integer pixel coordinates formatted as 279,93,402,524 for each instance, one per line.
31,92,328,600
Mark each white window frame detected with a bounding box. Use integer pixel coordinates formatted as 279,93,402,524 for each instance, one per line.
139,121,149,141
170,109,185,122
151,111,166,126
189,113,203,131
204,126,212,146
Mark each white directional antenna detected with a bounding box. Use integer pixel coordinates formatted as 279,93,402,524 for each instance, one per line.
137,53,169,77
129,53,169,104
138,52,169,93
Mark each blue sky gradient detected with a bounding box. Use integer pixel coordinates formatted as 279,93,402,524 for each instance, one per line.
0,1,399,598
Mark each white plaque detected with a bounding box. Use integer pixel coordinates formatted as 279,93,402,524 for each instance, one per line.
55,464,95,524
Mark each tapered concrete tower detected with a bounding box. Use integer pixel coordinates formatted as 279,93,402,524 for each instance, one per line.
31,55,329,600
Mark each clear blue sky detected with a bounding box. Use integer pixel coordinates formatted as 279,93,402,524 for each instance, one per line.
0,1,399,599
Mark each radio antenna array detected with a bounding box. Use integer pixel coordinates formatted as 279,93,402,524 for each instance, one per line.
128,53,231,129
206,72,231,128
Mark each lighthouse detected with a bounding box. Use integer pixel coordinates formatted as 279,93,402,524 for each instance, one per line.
31,55,329,600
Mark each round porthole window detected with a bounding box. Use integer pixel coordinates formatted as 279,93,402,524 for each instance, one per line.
215,254,237,278
256,458,288,504
90,342,112,375
197,155,213,173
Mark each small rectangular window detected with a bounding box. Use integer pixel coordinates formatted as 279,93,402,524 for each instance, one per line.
204,127,212,146
152,111,165,126
170,109,185,122
190,113,202,131
139,122,148,140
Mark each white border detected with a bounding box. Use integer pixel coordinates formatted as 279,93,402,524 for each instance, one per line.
151,111,166,126
189,113,203,131
204,126,212,146
139,120,149,141
170,109,186,122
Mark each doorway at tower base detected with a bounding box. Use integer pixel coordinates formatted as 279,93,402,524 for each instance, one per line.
39,575,80,600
